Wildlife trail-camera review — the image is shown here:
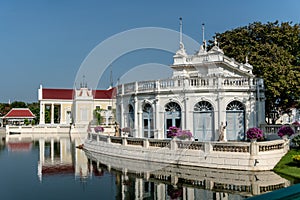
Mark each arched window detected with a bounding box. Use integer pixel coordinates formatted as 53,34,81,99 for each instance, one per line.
226,101,245,141
164,102,181,137
142,103,153,138
193,101,214,141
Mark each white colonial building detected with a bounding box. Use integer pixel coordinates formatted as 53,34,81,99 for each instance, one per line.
38,84,116,126
116,39,265,141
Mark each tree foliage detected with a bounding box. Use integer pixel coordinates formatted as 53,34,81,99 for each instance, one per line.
212,21,300,117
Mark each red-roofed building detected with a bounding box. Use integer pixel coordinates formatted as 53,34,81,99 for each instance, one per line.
3,108,36,125
38,85,116,125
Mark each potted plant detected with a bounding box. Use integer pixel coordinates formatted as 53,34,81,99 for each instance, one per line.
277,125,294,140
246,127,263,142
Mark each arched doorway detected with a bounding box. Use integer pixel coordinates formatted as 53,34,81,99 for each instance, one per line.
164,102,181,137
193,101,214,141
142,103,154,138
226,101,245,141
127,104,134,135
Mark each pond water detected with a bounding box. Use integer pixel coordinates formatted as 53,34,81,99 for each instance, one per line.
0,136,298,200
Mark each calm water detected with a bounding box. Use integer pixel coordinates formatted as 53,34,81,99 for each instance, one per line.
0,136,298,200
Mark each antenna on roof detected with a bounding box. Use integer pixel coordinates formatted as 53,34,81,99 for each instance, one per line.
110,65,113,88
179,17,183,46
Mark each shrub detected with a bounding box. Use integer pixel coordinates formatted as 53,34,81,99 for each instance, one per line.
277,126,294,137
167,126,192,139
246,127,263,139
292,135,300,147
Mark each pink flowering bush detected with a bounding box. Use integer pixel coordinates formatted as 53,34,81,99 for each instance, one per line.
246,127,263,139
167,126,192,139
94,126,104,133
277,125,294,137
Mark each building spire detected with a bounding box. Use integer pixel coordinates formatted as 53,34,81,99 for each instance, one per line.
179,17,183,46
202,23,207,52
202,23,205,43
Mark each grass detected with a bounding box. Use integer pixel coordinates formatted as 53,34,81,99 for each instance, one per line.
273,148,300,180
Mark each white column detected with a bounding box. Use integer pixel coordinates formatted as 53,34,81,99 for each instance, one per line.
51,139,54,163
138,111,143,138
121,100,124,129
38,139,45,182
51,103,54,124
60,104,63,124
39,139,45,164
39,103,45,124
155,100,161,139
134,97,138,137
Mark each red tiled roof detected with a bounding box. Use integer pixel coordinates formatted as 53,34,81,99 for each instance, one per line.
42,88,74,100
41,87,116,100
4,108,35,118
93,87,116,99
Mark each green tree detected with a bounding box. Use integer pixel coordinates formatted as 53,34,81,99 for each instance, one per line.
10,101,27,108
212,21,300,122
28,102,40,123
94,107,102,125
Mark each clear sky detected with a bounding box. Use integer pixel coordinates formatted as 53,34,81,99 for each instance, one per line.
0,0,299,102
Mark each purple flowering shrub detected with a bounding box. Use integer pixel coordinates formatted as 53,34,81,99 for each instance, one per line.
94,126,104,133
167,126,192,139
246,127,263,139
277,126,294,137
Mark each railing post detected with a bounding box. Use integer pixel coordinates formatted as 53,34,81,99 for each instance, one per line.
250,142,258,156
143,139,149,148
204,142,212,154
107,136,111,143
122,137,127,146
171,138,177,150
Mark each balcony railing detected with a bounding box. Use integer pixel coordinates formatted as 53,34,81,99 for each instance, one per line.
117,77,258,95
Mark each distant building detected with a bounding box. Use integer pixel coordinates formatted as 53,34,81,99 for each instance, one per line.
38,85,116,126
2,108,35,125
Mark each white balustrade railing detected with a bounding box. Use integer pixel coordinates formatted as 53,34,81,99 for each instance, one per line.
88,133,288,156
117,77,257,95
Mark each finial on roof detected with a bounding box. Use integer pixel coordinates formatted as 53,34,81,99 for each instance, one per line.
214,37,218,46
80,75,88,88
175,17,187,57
202,23,207,52
179,17,183,47
246,56,249,64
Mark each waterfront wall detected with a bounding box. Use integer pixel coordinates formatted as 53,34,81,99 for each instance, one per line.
84,133,289,171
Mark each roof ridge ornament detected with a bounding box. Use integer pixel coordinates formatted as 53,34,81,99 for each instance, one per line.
197,23,207,55
175,17,187,57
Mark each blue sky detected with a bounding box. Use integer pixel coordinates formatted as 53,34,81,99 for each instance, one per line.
0,0,299,102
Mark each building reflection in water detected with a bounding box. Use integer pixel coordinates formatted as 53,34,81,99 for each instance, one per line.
37,137,89,182
85,151,291,200
35,136,291,199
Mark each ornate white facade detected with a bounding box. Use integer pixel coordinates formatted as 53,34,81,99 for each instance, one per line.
116,40,265,141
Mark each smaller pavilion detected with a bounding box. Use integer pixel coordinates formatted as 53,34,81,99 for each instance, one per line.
3,108,36,126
